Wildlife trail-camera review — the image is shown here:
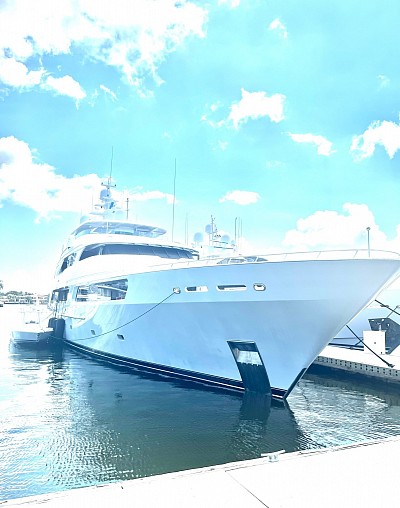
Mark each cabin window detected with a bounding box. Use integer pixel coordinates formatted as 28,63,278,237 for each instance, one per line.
59,258,68,273
75,279,128,302
79,244,103,260
217,256,268,265
57,252,77,274
73,222,166,239
50,287,69,303
79,243,198,261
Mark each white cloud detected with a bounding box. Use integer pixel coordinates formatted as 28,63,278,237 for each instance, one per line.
268,18,288,39
0,57,44,87
266,160,284,169
282,203,388,251
218,0,241,8
0,136,179,220
351,120,400,160
288,132,335,156
130,189,175,205
42,75,87,100
219,190,260,205
217,140,229,151
0,136,102,220
378,75,390,89
100,84,117,101
201,102,226,128
228,89,286,129
162,131,173,142
0,0,207,96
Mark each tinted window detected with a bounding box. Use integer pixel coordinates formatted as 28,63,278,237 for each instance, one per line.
80,243,196,260
76,279,128,302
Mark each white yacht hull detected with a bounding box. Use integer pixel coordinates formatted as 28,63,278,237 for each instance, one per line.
54,256,400,399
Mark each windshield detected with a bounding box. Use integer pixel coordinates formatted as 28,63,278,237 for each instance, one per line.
72,221,167,239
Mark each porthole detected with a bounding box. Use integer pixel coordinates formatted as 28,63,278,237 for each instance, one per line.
253,283,266,291
185,286,208,292
217,284,247,291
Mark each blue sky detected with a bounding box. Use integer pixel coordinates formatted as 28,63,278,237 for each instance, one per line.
1,0,400,292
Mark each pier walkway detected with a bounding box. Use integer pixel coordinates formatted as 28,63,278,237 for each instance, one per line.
5,435,400,507
312,343,400,384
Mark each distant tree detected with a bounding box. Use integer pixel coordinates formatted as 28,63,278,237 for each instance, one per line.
0,280,3,292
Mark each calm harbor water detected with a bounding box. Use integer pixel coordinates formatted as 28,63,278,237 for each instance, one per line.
1,305,400,501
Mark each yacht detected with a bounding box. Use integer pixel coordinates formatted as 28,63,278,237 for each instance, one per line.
11,301,53,344
48,182,400,400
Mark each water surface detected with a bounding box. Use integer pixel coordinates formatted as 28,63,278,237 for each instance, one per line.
1,305,400,501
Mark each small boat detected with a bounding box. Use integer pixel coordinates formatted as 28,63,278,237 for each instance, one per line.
11,302,53,344
11,323,53,344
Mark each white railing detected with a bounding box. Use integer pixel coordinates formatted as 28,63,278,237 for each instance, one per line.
150,249,400,271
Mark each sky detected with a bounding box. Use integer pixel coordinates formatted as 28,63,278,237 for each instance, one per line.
1,0,400,293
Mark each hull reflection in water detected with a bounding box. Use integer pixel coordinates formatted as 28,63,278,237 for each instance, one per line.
1,341,303,502
3,331,400,502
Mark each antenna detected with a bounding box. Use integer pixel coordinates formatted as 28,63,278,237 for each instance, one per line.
235,217,238,246
171,158,177,243
239,218,243,251
101,146,116,193
126,196,129,220
235,217,242,251
185,212,189,245
99,147,116,231
110,146,113,180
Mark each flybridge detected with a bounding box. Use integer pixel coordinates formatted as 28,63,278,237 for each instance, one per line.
71,221,167,239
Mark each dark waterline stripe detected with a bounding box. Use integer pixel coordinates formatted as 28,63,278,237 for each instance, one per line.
63,339,287,400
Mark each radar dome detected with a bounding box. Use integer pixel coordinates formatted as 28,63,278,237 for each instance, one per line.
193,232,204,243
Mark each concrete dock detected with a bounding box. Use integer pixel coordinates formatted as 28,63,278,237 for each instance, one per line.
312,342,400,385
4,435,400,507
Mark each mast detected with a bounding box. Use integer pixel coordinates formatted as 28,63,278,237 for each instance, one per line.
126,196,130,220
171,158,177,243
100,148,117,229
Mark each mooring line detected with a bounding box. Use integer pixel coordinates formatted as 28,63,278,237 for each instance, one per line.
52,290,177,342
346,325,394,368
